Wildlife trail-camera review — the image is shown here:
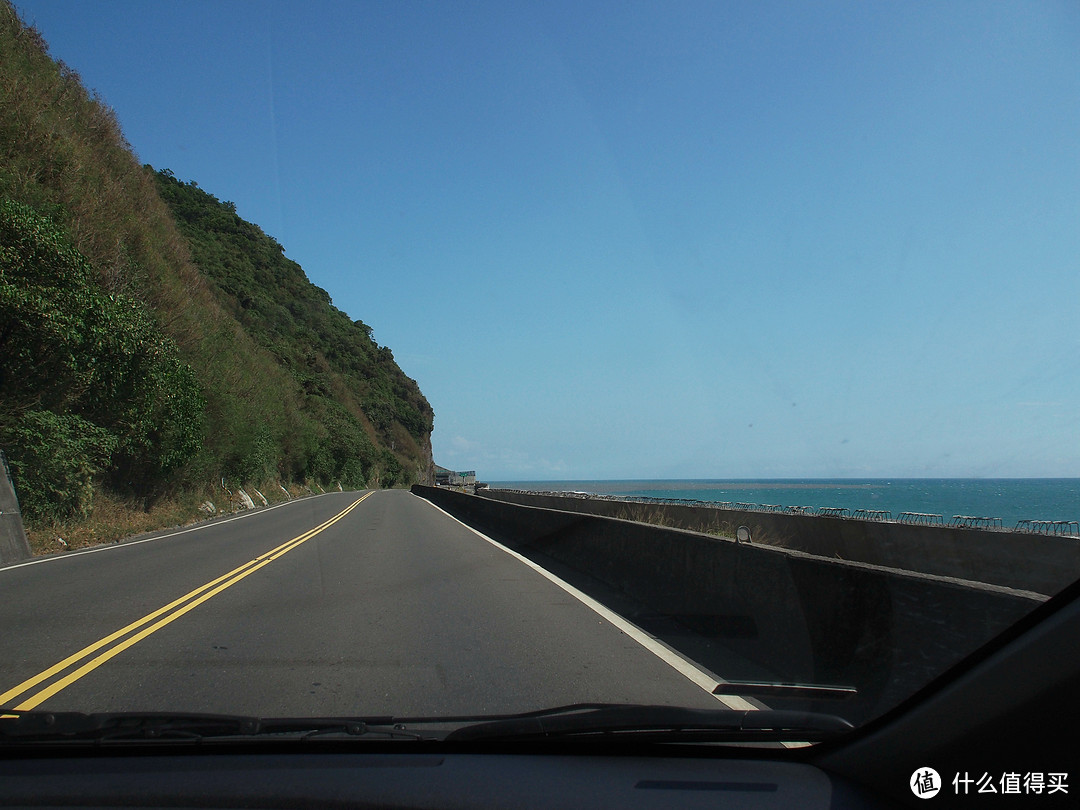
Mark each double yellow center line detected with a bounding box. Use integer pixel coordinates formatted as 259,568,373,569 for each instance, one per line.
1,492,372,712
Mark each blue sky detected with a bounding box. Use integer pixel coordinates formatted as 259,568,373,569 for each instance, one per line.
13,1,1080,479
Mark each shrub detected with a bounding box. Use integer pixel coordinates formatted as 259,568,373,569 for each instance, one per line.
4,410,116,522
0,200,204,512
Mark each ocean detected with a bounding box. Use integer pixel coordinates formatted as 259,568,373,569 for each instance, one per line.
489,479,1080,529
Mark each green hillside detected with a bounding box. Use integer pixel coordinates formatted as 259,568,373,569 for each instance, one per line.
151,170,433,485
0,1,433,546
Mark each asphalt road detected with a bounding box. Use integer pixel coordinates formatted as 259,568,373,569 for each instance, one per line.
0,490,731,718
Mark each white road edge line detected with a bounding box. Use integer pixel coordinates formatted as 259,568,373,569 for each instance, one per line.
0,491,359,574
413,493,761,713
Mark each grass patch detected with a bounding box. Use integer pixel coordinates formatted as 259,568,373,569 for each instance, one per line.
25,487,204,555
21,477,327,556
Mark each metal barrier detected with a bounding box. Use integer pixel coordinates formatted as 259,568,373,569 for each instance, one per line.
950,515,1003,529
816,507,851,517
898,512,944,525
851,509,892,521
1015,519,1080,536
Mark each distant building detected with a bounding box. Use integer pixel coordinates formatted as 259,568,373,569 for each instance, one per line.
434,465,476,486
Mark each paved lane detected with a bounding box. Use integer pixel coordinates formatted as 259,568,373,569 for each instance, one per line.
1,490,726,717
0,492,367,697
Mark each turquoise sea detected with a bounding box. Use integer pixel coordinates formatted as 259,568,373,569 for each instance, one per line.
489,479,1080,529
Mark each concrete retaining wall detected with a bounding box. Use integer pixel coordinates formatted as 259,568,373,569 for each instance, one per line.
480,489,1079,596
414,485,1043,724
0,451,31,565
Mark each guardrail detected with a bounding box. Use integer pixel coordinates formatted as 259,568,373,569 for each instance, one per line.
950,515,1003,529
851,509,892,521
817,506,851,517
1014,519,1080,536
898,512,944,525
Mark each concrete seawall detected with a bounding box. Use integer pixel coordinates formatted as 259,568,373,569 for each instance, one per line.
480,488,1079,596
413,484,1044,724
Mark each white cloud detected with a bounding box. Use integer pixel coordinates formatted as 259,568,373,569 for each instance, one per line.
450,435,481,452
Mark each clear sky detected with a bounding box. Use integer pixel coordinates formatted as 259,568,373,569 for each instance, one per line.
12,0,1080,480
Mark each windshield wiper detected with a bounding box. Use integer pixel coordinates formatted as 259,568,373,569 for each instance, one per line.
1,704,853,745
712,681,858,700
0,711,426,743
0,711,258,742
441,703,853,743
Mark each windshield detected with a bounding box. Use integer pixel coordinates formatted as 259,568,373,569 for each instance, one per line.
1,0,1078,745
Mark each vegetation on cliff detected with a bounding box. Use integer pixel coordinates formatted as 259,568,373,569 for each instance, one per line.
152,169,433,488
0,1,433,540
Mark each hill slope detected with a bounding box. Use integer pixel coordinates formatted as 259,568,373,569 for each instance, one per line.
0,1,433,540
152,169,433,487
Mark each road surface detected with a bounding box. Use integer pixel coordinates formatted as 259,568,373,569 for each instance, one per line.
0,490,735,718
